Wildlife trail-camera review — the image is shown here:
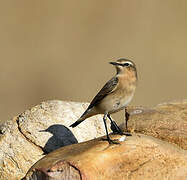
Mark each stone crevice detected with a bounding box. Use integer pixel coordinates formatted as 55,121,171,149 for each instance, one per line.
129,159,152,177
67,161,82,180
16,117,44,153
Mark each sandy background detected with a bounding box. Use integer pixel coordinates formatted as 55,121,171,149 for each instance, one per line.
0,0,187,123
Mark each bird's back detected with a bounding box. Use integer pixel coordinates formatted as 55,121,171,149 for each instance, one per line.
87,76,119,110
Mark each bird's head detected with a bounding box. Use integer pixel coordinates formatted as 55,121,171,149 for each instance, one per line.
109,58,137,77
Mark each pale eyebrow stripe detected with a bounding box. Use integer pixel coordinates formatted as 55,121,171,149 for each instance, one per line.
125,61,133,66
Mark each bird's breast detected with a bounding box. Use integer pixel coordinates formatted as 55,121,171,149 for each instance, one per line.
110,90,134,113
95,70,137,114
96,87,135,114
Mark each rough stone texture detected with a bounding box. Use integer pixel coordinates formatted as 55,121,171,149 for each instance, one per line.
2,99,187,179
120,99,187,150
0,100,108,180
23,134,187,180
0,117,42,180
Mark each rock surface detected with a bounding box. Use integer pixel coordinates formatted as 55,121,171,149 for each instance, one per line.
120,99,187,150
1,99,187,180
0,100,108,180
23,134,187,180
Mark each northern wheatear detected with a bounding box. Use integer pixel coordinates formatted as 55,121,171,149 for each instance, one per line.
70,58,138,144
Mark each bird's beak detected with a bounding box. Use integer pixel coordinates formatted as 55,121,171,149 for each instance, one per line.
39,130,46,132
109,62,119,66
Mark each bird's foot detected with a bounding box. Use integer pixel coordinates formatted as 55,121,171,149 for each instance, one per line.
120,132,132,136
101,138,120,144
114,130,132,136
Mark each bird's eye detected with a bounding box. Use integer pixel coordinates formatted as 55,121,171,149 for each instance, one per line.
123,63,130,67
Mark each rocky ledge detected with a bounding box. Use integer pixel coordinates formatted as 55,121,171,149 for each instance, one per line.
0,100,109,180
0,100,187,179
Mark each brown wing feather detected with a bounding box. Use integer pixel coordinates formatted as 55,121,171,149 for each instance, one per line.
87,76,118,110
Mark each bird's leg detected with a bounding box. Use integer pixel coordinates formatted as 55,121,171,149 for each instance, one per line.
107,114,123,135
103,113,119,144
125,107,130,132
108,114,131,136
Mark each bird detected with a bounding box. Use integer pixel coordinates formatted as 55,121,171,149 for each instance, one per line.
70,58,138,144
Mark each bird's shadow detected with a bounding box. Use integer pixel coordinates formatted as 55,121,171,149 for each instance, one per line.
40,124,78,154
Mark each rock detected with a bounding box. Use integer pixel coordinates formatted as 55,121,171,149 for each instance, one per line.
23,134,187,180
0,117,42,180
0,100,108,180
120,99,187,150
2,99,187,179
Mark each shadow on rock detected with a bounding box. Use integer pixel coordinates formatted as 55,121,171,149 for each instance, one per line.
40,124,78,154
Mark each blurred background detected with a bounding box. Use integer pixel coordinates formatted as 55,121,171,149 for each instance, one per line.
0,0,187,123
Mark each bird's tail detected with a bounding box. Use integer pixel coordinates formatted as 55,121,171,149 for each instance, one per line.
70,108,95,128
70,117,85,128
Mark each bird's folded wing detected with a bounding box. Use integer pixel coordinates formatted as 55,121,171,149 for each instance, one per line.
87,76,118,109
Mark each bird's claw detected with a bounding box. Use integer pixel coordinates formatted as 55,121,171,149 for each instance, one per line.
101,138,120,144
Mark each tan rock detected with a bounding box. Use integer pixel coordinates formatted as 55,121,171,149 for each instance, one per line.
2,99,187,179
0,100,108,180
0,117,42,180
120,99,187,150
23,134,187,180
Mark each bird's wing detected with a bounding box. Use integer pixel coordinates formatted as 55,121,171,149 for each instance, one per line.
87,76,118,110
